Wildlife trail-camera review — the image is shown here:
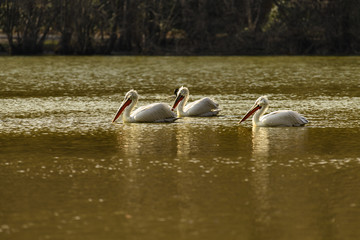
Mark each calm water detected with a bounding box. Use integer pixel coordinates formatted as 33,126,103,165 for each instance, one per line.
0,56,360,240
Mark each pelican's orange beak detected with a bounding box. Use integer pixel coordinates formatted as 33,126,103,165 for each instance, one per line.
171,95,184,111
239,105,261,123
112,98,132,123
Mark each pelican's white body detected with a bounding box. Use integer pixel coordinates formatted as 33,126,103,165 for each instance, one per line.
124,103,177,123
173,86,220,117
113,90,178,123
254,109,308,127
241,96,308,127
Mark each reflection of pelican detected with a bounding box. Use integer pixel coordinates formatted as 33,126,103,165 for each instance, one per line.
240,96,308,127
250,126,309,230
251,127,271,225
115,124,178,157
112,90,178,123
172,86,220,117
252,127,270,158
175,122,193,158
253,126,309,155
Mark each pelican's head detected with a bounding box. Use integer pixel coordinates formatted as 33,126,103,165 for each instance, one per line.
172,86,189,111
239,96,268,123
112,90,138,122
124,89,138,101
255,96,269,107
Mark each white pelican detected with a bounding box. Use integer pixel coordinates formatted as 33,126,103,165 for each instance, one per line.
239,96,308,127
112,90,178,123
172,86,220,117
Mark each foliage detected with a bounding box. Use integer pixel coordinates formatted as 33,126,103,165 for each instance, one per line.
0,0,359,55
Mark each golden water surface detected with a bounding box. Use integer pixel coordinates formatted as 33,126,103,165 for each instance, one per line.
0,56,360,240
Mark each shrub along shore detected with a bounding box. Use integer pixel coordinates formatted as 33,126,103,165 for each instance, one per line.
1,0,360,56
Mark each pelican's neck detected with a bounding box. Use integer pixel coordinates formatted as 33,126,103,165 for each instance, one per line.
252,105,268,126
177,92,189,116
122,98,137,122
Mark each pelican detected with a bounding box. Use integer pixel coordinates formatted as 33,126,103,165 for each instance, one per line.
239,96,308,127
112,90,178,123
172,86,220,117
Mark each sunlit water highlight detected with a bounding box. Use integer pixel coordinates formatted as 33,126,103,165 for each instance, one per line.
0,56,360,240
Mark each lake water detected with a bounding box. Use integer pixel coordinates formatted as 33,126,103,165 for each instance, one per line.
0,56,360,240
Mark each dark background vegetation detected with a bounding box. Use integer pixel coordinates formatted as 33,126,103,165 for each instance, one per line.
0,0,360,55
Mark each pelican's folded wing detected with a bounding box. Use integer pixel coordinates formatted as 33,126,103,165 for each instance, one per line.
261,110,308,127
185,97,220,116
132,103,177,122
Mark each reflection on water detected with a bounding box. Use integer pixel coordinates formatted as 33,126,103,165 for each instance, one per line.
176,120,193,158
115,124,177,158
249,126,360,239
252,127,270,159
1,56,360,240
250,127,310,237
252,127,309,159
251,127,271,230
